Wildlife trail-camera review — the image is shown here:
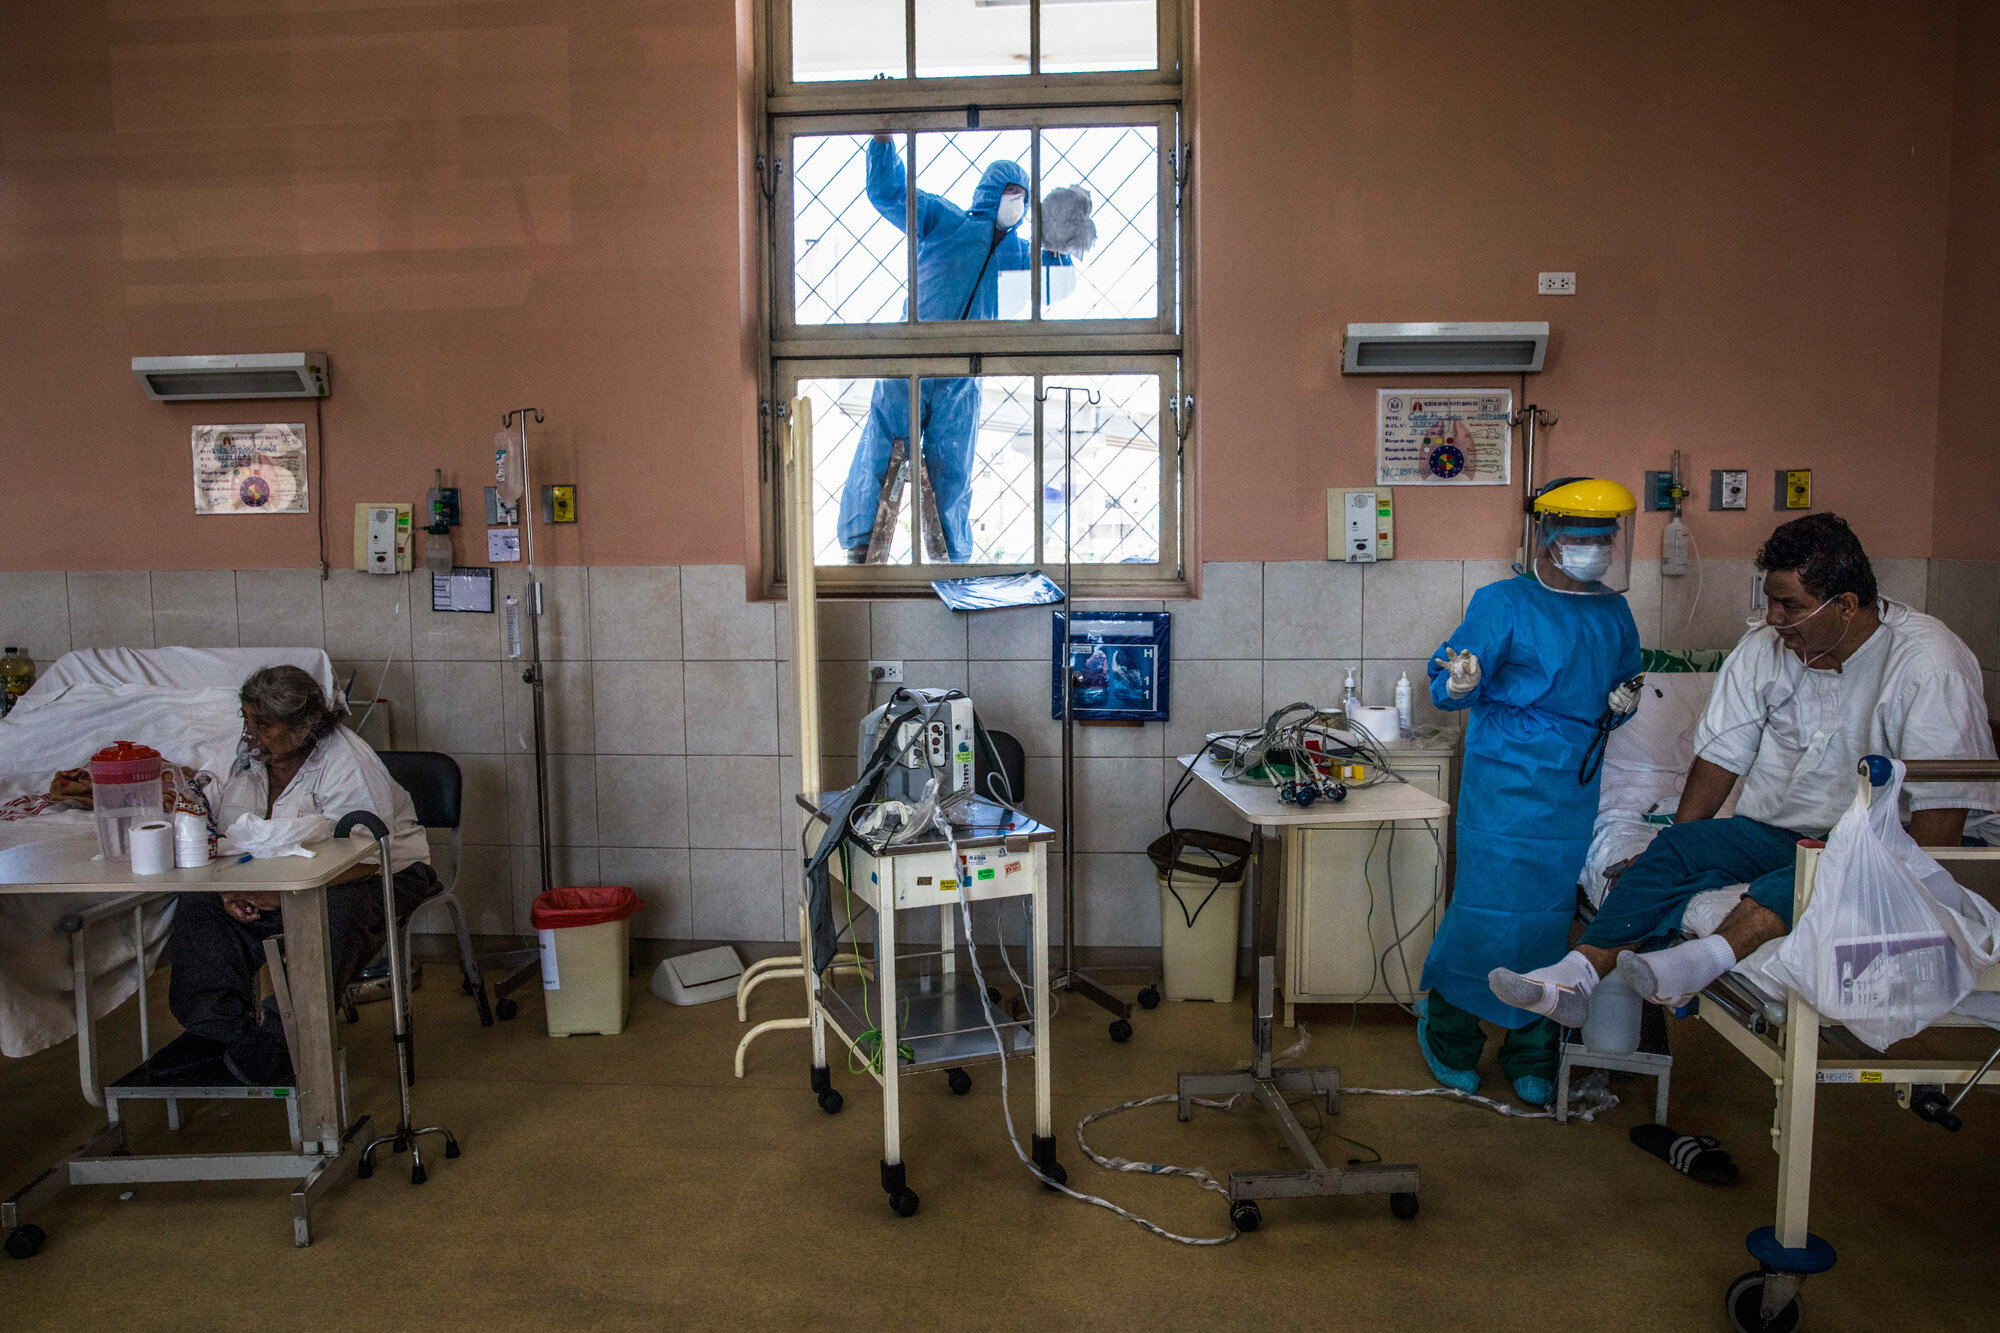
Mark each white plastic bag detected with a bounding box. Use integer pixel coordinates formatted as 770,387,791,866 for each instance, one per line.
1759,760,2000,1050
223,812,332,860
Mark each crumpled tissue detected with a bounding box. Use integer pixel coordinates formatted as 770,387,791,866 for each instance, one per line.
222,812,333,859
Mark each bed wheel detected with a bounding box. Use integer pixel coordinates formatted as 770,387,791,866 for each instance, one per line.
5,1225,46,1259
1726,1272,1802,1333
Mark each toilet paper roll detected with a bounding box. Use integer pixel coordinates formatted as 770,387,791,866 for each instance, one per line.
130,821,177,876
1348,705,1402,745
175,812,211,868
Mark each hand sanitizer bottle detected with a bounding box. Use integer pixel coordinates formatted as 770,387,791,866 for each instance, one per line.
1395,671,1413,738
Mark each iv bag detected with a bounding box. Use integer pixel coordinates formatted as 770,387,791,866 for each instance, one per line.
494,430,524,505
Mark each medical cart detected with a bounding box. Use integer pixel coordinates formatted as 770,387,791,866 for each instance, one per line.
794,793,1058,1217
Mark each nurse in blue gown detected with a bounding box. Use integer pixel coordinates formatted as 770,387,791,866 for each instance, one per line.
1416,478,1643,1105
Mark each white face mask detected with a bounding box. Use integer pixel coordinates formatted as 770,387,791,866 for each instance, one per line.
996,192,1026,229
1553,541,1612,583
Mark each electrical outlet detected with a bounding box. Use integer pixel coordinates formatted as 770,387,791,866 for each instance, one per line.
1537,271,1577,295
1709,469,1748,511
868,661,903,684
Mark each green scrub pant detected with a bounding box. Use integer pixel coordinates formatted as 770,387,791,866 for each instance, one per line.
1423,989,1559,1082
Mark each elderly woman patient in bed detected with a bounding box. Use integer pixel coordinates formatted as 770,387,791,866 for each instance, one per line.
1489,514,2000,1024
144,666,437,1085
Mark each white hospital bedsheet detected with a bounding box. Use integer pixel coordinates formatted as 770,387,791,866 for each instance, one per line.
15,647,333,708
0,811,175,1058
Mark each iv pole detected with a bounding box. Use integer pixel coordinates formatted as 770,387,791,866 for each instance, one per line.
1040,384,1134,1040
1510,400,1558,564
502,408,553,900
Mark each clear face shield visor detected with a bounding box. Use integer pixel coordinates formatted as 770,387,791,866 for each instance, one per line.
1531,512,1633,596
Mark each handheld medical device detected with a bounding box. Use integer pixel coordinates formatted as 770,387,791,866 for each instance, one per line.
857,688,976,803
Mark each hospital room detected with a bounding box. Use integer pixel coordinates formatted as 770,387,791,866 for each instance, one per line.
4,1,1999,1328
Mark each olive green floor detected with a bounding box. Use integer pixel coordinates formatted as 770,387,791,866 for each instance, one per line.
4,969,1997,1331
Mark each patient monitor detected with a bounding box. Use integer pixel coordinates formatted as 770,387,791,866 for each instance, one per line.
857,687,976,803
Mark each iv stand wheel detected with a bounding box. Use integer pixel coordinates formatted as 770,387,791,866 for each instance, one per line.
888,1190,920,1218
1229,1201,1261,1233
493,997,518,1022
1108,1018,1133,1043
1726,1273,1802,1333
945,1068,972,1095
1137,986,1161,1010
1390,1192,1419,1220
817,1087,844,1115
5,1224,47,1259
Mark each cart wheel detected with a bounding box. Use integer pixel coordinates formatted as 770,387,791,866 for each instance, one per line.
818,1087,844,1115
494,997,518,1021
986,986,1003,1006
1137,986,1161,1010
1109,1018,1133,1043
444,1137,462,1159
410,1162,427,1186
946,1068,973,1095
1726,1272,1802,1333
889,1190,920,1218
356,1157,374,1180
5,1225,46,1259
1040,1161,1068,1189
461,976,475,996
1230,1201,1261,1233
1391,1192,1419,1220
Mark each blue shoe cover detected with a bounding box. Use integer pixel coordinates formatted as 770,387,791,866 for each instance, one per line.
1512,1074,1555,1107
1414,999,1479,1095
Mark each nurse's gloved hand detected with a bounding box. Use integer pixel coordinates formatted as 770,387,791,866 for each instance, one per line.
1608,678,1643,715
1434,649,1481,698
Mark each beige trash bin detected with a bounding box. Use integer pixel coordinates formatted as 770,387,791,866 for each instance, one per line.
529,887,643,1037
1149,831,1250,1003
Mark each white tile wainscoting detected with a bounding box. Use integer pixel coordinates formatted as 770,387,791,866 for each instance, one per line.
0,555,1969,951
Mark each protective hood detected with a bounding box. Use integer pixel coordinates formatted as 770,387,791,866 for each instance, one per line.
968,159,1031,231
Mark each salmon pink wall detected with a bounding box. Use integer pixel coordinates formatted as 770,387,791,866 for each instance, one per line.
0,2,757,573
0,2,1984,575
1933,0,2000,562
1192,0,1960,562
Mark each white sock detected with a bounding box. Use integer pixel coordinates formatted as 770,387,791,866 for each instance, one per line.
1490,950,1598,1019
1622,934,1736,1003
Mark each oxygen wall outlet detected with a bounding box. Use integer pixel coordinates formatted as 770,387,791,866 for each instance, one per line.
1709,470,1748,511
1327,488,1394,561
868,661,903,684
1776,469,1812,510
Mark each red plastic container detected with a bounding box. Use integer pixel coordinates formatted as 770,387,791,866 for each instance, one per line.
89,741,164,858
89,741,164,786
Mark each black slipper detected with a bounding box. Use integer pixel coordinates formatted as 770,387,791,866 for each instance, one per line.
1630,1123,1739,1185
222,1016,295,1087
142,1031,228,1079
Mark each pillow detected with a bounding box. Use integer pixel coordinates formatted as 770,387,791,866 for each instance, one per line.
1603,672,1718,775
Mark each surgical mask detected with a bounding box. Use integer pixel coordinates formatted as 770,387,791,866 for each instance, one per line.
1552,542,1612,583
996,192,1026,229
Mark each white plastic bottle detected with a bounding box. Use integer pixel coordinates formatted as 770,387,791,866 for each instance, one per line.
1662,515,1691,577
1341,668,1360,717
1394,671,1413,738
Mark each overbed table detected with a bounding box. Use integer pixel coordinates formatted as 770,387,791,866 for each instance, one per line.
2,834,377,1250
1173,754,1449,1228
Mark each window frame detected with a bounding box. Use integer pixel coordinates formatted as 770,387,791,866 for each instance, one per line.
767,0,1183,114
757,0,1191,599
771,107,1182,358
778,353,1184,590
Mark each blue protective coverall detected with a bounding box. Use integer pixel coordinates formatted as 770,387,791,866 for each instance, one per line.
836,141,1069,561
1422,574,1641,1028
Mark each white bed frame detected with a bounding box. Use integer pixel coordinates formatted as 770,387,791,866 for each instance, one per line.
1694,757,2000,1332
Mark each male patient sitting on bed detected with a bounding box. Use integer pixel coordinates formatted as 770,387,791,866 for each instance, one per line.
145,666,437,1085
1491,514,2000,1024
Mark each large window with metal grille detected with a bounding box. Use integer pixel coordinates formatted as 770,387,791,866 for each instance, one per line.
759,1,1187,593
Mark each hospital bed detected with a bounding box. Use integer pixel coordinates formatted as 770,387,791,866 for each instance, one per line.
1576,657,2000,1333
0,647,336,1103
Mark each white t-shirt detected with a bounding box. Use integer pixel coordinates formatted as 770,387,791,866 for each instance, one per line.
1692,600,2000,841
215,726,431,874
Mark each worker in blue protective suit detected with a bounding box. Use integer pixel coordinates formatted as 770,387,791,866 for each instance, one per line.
1415,478,1643,1106
837,135,1073,564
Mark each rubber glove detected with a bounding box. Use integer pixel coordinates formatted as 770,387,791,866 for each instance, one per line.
1608,678,1643,716
1433,648,1481,699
